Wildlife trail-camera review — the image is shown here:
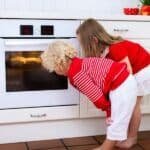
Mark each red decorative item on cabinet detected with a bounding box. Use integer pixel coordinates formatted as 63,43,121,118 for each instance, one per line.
140,5,150,15
123,8,139,15
140,0,150,15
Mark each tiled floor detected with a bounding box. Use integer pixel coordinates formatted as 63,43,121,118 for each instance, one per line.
0,131,150,150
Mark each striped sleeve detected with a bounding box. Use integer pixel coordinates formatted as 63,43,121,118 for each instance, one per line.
73,71,111,114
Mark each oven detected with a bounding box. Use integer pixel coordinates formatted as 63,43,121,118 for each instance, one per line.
0,19,80,123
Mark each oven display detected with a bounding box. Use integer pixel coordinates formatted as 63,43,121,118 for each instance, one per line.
5,51,68,92
41,25,54,35
20,25,33,35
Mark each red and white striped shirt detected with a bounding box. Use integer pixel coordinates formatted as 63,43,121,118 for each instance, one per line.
68,57,129,117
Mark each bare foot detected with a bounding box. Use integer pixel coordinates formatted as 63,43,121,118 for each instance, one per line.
116,136,137,149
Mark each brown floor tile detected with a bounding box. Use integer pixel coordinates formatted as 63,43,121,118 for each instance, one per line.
130,145,144,150
138,139,150,150
94,135,106,144
138,131,150,140
114,144,143,150
67,144,100,150
27,139,63,149
63,137,98,147
48,148,66,150
0,143,27,150
68,144,143,150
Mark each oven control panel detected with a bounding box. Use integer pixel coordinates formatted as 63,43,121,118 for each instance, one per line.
0,19,80,37
20,25,54,36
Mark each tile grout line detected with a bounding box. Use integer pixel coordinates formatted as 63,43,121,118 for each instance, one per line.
60,139,69,150
25,141,69,150
63,143,100,149
60,138,99,149
93,136,102,145
137,143,145,150
25,142,30,150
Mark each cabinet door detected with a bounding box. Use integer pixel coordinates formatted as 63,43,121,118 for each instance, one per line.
100,21,150,39
80,93,105,118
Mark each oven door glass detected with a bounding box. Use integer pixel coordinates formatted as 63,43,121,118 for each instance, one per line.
6,51,67,92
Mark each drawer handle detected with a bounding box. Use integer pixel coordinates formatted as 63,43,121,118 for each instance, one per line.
113,29,129,32
30,113,47,118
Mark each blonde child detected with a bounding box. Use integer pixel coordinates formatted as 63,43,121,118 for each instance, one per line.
41,41,137,150
76,18,150,149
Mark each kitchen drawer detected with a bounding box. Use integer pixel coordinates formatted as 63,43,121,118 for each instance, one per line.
99,21,150,39
0,106,79,124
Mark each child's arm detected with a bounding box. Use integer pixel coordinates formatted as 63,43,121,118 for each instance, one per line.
73,72,111,117
119,56,133,74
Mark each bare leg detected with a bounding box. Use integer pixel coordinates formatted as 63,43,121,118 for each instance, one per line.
116,96,143,148
93,139,116,150
128,96,142,137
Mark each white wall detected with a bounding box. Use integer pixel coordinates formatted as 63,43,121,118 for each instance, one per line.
0,0,140,17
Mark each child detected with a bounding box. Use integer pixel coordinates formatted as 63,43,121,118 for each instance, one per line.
41,41,137,150
76,18,150,149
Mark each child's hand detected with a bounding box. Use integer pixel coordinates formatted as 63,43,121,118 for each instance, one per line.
106,117,113,126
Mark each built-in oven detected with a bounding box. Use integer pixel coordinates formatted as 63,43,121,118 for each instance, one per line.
0,19,80,123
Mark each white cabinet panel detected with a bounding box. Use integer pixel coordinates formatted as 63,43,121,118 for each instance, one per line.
80,94,105,118
52,0,67,11
28,0,43,11
0,0,5,10
0,0,139,18
100,21,150,39
4,0,29,11
42,0,56,12
141,95,150,114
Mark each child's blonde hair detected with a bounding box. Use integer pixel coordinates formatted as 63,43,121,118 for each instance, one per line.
76,18,123,57
41,41,77,72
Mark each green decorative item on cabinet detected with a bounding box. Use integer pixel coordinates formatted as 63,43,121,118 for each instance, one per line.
140,0,150,15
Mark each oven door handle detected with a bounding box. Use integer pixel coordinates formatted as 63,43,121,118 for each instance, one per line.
4,38,77,46
5,39,60,46
4,38,79,51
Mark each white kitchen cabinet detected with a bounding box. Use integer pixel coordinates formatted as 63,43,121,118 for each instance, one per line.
80,94,105,118
80,20,150,118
